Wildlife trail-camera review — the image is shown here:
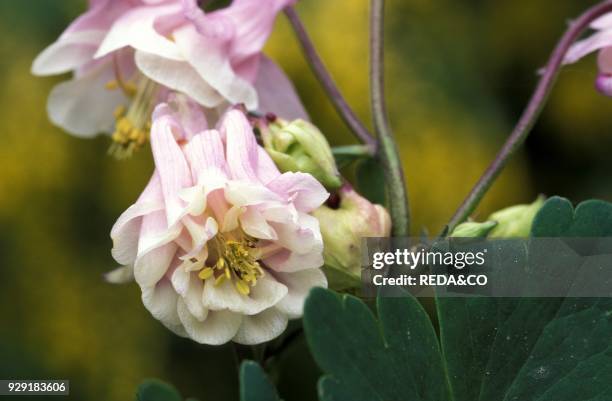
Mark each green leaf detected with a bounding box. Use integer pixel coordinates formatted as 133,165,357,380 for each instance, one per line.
135,379,183,401
304,288,451,401
439,196,612,401
240,360,282,401
355,158,386,205
304,197,612,401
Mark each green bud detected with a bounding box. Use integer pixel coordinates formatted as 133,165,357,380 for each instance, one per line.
487,195,545,238
450,220,497,238
262,119,342,190
312,187,391,290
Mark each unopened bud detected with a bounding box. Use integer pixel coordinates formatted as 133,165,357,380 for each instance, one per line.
451,220,497,238
261,119,342,190
312,186,391,290
487,195,545,238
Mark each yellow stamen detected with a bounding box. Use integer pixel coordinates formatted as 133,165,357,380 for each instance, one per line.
198,233,264,296
214,274,226,286
108,76,157,159
105,80,119,90
198,267,214,280
235,280,251,296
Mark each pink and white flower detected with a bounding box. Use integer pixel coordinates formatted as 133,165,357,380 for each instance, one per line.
32,0,306,141
565,13,612,96
109,98,327,344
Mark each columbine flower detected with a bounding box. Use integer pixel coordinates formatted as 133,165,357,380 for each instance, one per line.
565,13,612,96
109,99,327,345
32,0,306,153
312,186,391,290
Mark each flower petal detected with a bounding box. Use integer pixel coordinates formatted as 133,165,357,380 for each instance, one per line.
46,59,127,137
171,267,208,321
220,109,261,181
104,265,134,284
255,146,281,184
173,25,257,108
32,31,106,75
598,46,612,74
565,31,612,64
591,13,612,30
141,280,187,337
232,307,288,345
182,129,229,185
95,4,183,60
177,299,242,345
273,269,327,318
267,172,329,213
202,274,287,315
240,207,278,240
254,56,309,120
111,173,164,265
224,181,282,206
150,112,194,225
215,0,295,63
136,50,225,108
270,212,323,254
135,240,177,287
264,248,324,273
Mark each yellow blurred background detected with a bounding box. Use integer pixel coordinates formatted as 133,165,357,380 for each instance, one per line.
0,0,611,400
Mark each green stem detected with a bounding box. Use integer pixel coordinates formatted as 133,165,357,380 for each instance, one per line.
445,0,612,234
370,0,410,236
284,6,377,153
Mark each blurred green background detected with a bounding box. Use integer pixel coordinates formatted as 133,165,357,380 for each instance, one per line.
1,0,611,400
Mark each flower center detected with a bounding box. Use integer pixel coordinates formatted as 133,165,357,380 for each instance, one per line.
198,233,264,296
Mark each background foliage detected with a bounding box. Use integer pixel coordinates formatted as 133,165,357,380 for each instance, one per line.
0,0,611,400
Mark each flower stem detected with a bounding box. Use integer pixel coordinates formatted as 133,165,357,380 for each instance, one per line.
445,0,612,234
370,0,410,236
284,6,377,153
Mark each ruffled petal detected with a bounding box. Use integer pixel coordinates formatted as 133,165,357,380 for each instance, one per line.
240,207,278,240
150,112,194,225
215,0,295,63
182,129,229,185
221,109,261,181
172,24,257,108
267,172,329,213
96,4,183,60
202,274,287,315
111,173,164,265
141,280,187,337
232,307,288,345
136,50,225,108
224,181,282,206
135,239,177,287
270,212,323,254
171,267,208,321
255,147,281,184
177,299,242,345
254,56,309,120
273,269,327,318
264,248,324,273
